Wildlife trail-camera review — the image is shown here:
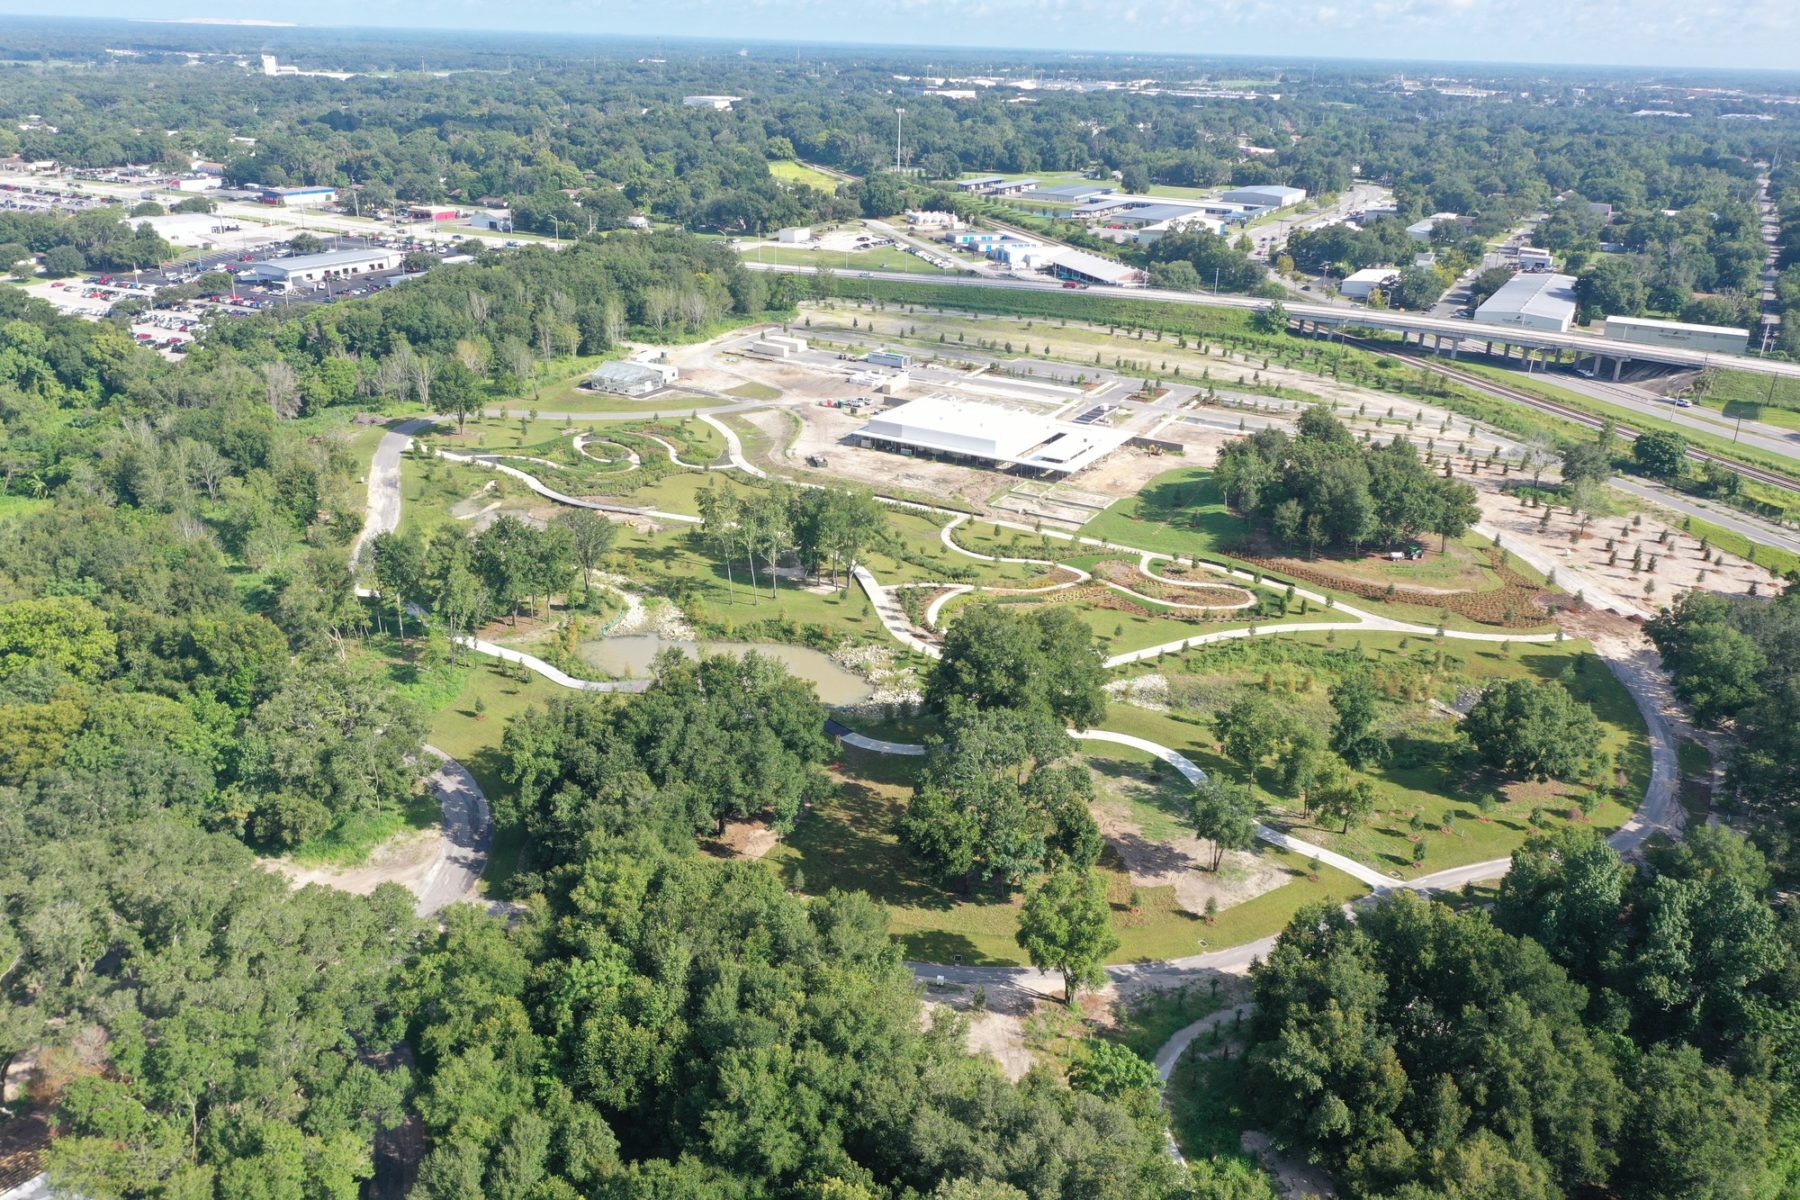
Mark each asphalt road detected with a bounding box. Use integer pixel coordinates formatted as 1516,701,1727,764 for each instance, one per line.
416,748,493,916
743,261,1800,384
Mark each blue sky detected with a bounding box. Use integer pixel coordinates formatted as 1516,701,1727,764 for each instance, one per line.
7,0,1800,71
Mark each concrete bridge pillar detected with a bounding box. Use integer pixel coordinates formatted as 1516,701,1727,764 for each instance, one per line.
1612,356,1624,382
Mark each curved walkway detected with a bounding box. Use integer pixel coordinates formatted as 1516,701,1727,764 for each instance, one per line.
437,448,701,525
698,411,767,478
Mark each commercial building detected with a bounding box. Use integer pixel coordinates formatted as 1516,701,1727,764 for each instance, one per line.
1603,316,1749,356
777,227,812,244
866,350,912,369
954,175,1005,192
1339,267,1401,301
237,247,402,290
466,209,513,232
989,178,1039,196
683,95,740,110
1472,272,1579,333
587,360,679,396
1406,212,1462,241
408,206,460,222
1220,185,1306,209
905,210,962,229
856,395,1131,475
1037,247,1147,288
1024,182,1113,202
258,186,337,208
128,212,243,249
1517,246,1554,271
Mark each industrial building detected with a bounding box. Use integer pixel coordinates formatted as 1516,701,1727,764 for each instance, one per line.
955,175,1005,192
1339,267,1401,301
1220,185,1306,209
1037,247,1147,288
587,360,679,396
1472,272,1579,333
682,95,740,110
258,186,337,208
466,210,513,232
856,396,1132,475
905,210,962,229
746,334,808,359
1024,182,1114,202
990,178,1039,196
1406,212,1463,241
866,350,912,369
1604,315,1749,356
1517,247,1555,271
237,247,402,290
777,227,812,244
127,212,244,249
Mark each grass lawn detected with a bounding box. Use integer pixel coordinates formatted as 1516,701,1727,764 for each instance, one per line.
1693,367,1800,424
768,159,842,191
613,521,895,645
1099,630,1649,880
765,744,1370,965
725,380,781,401
1107,981,1236,1061
749,243,953,274
1078,466,1556,633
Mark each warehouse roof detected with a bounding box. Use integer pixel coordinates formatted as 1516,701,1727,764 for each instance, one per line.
1098,202,1212,226
238,248,398,278
1027,183,1113,200
860,396,1131,474
589,361,669,388
1037,246,1146,286
1473,272,1578,328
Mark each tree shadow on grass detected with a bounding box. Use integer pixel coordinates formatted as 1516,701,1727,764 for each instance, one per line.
902,930,1011,967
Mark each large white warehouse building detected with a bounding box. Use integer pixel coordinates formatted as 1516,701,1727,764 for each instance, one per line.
1220,185,1307,209
237,247,402,290
1472,272,1579,333
856,396,1131,475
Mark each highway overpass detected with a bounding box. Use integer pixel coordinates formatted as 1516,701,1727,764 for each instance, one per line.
746,262,1800,384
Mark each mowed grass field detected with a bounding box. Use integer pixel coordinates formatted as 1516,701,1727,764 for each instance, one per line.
765,744,1371,966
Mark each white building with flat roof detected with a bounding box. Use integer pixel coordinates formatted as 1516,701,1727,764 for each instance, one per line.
777,227,812,244
1339,267,1400,301
1473,272,1579,333
856,396,1132,475
237,247,401,290
1221,185,1306,209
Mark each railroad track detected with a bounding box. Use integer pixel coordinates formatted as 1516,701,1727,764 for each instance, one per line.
1349,338,1800,495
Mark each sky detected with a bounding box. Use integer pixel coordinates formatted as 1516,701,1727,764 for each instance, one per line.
4,0,1799,72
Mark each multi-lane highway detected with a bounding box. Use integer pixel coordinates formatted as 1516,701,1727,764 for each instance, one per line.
744,260,1800,384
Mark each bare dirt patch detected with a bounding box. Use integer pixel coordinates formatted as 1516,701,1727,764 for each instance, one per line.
265,828,445,898
1091,783,1288,917
708,817,780,860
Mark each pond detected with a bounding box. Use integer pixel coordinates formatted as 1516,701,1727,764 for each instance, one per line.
577,634,873,705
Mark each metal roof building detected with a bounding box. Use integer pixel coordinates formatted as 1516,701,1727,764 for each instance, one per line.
1220,185,1307,209
954,175,1005,191
588,360,678,396
237,247,401,290
857,396,1131,475
1473,272,1579,333
1026,183,1114,201
1036,247,1147,287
